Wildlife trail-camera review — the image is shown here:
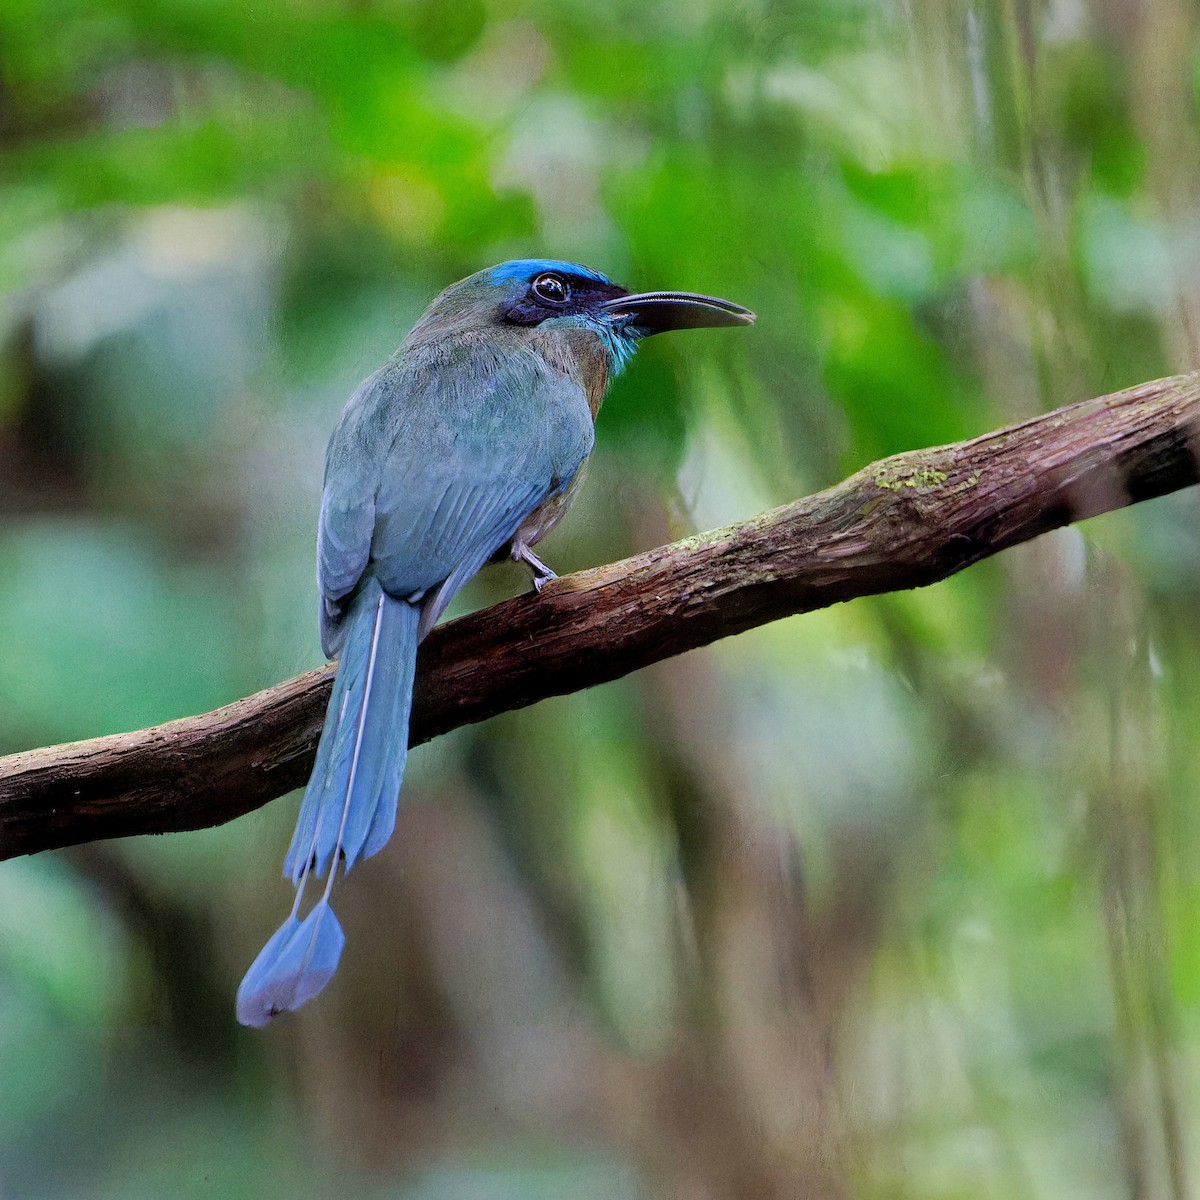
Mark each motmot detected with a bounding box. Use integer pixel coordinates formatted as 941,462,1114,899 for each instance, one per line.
237,259,754,1026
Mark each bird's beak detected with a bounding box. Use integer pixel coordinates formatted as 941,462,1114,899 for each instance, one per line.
599,290,755,333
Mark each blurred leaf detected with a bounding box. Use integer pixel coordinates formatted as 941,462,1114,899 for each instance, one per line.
0,522,236,745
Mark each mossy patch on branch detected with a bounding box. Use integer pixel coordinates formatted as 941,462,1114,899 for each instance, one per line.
873,465,949,492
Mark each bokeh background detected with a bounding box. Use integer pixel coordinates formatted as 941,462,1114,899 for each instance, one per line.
3,1,1200,1197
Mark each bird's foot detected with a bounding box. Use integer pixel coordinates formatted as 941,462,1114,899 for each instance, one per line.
512,542,557,593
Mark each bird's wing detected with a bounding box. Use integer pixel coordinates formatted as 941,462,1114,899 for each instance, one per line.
315,368,391,656
318,348,594,654
318,365,425,607
367,347,594,598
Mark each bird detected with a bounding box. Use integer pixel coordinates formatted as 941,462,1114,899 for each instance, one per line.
236,259,754,1026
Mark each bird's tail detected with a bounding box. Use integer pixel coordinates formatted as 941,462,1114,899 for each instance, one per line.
236,576,420,1027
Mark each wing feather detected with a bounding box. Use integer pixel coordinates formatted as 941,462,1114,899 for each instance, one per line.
315,342,594,653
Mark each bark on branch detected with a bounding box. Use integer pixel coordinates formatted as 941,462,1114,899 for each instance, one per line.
3,373,1198,861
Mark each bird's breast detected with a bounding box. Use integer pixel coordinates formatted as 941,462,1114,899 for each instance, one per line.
530,326,610,419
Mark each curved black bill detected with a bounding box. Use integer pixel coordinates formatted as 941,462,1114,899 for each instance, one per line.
599,290,755,333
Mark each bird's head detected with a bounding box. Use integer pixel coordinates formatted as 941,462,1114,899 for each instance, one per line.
409,258,754,376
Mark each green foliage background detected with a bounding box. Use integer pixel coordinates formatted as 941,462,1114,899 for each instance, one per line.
2,1,1200,1196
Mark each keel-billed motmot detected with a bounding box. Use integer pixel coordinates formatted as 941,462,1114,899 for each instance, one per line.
237,259,754,1026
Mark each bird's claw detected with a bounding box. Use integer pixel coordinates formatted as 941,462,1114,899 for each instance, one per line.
513,542,557,594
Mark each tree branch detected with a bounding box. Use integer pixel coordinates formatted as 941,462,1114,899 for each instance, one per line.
3,373,1198,861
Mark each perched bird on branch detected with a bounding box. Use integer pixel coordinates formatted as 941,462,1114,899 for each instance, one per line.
236,259,754,1025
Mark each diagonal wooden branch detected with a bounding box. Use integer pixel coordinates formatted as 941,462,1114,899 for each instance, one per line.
2,373,1198,862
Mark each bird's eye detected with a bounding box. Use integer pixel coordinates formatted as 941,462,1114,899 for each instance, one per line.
532,273,569,304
